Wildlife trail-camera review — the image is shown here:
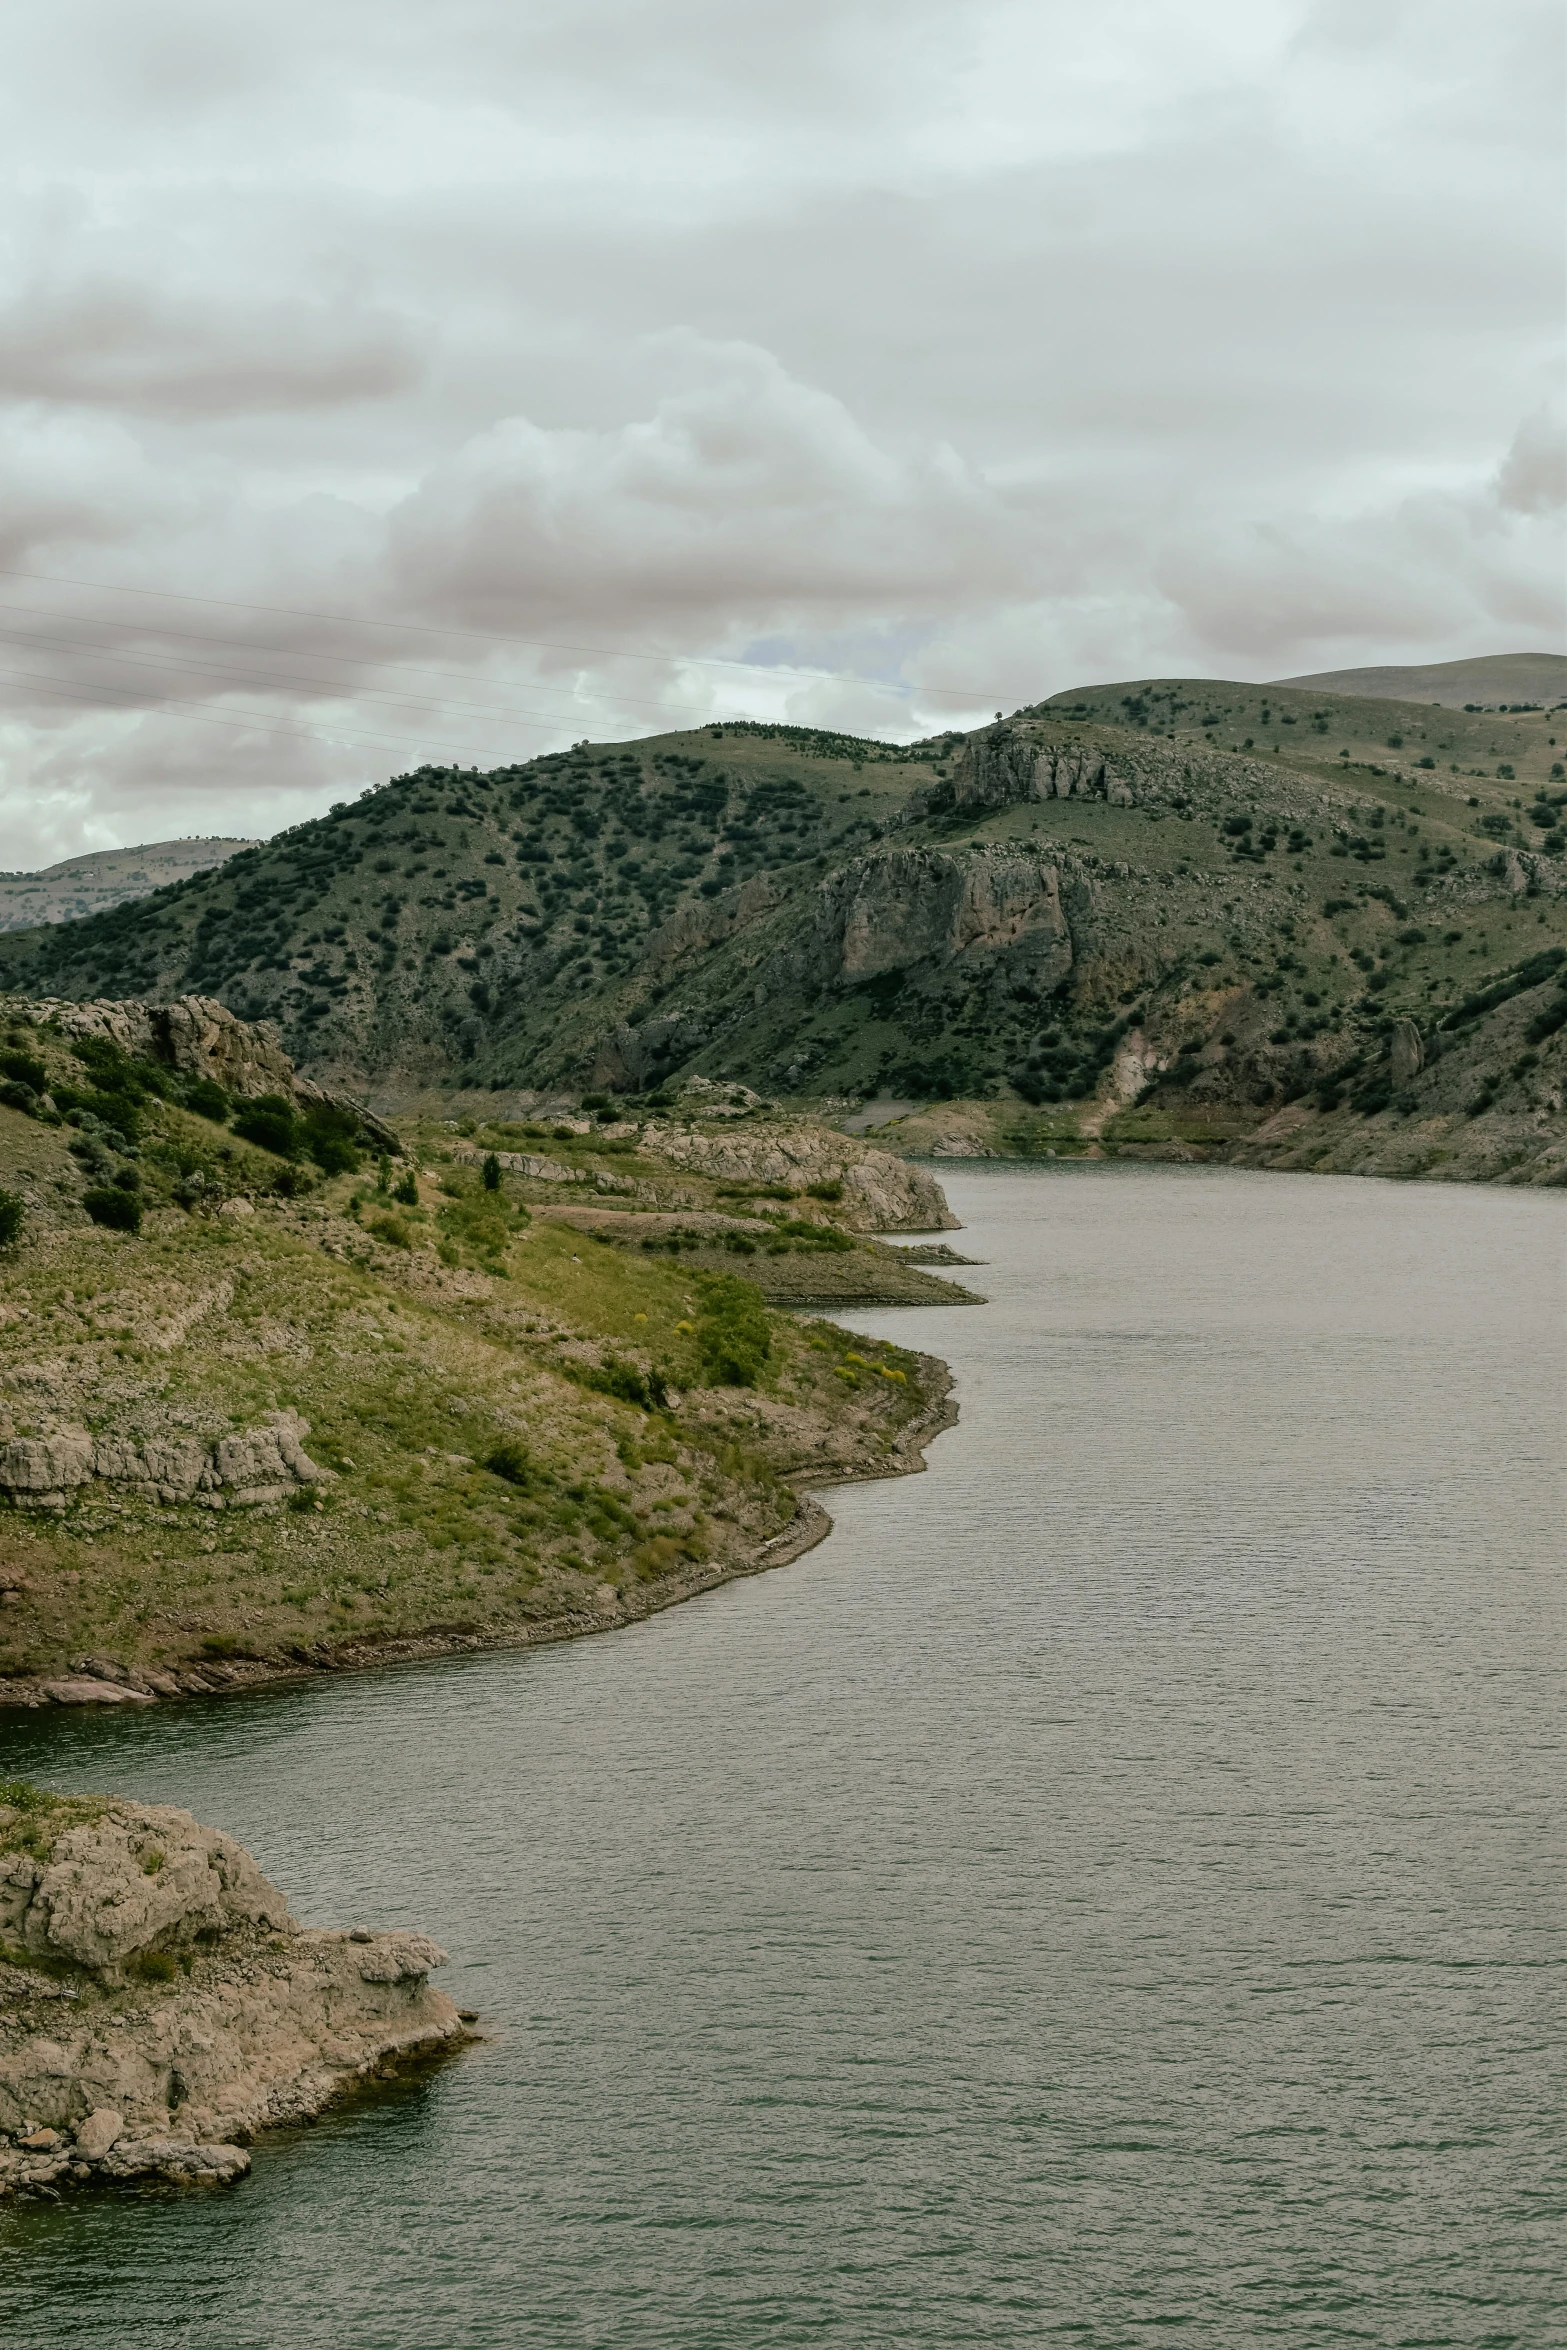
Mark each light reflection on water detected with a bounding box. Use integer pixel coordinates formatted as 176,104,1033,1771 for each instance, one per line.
1,1164,1562,2348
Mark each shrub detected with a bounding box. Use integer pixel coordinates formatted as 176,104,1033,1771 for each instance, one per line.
367,1213,412,1249
183,1077,230,1122
482,1153,501,1191
580,1357,668,1411
83,1186,142,1232
301,1102,361,1175
806,1178,843,1201
0,1052,47,1094
0,1190,22,1248
485,1441,532,1486
0,1080,36,1116
392,1170,419,1206
694,1273,771,1387
232,1095,300,1157
132,1950,179,1984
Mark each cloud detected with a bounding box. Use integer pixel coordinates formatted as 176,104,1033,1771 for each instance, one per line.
385,337,1022,642
0,0,1558,867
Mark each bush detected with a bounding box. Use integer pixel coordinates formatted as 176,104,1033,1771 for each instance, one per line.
482,1153,501,1191
232,1095,300,1157
0,1052,47,1094
485,1441,532,1486
132,1950,179,1984
0,1079,38,1116
83,1186,142,1233
300,1103,361,1175
183,1077,230,1122
806,1178,843,1201
0,1189,24,1249
367,1213,412,1249
392,1170,419,1206
580,1357,668,1411
694,1273,771,1387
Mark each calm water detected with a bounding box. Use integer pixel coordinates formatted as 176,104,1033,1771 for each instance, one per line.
2,1165,1562,2348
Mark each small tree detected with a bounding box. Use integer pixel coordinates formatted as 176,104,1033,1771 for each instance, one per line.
482,1152,501,1191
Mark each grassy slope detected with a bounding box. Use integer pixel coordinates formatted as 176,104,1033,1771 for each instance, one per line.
0,1055,954,1695
1272,652,1567,707
0,840,254,934
0,682,1562,1181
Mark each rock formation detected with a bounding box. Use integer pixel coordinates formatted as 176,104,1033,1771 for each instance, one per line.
0,1408,330,1512
8,992,400,1153
638,1123,956,1230
0,1790,467,2201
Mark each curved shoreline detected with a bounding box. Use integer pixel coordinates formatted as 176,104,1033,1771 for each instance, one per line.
0,1365,959,1715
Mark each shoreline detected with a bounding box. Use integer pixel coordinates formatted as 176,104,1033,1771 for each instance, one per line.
0,1364,959,1717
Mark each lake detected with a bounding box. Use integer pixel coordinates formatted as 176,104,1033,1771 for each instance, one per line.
2,1164,1562,2347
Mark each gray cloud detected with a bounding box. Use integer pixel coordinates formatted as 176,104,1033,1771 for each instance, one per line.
0,0,1560,865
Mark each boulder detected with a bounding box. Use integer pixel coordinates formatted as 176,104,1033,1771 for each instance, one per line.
74,2108,123,2159
19,1802,292,1975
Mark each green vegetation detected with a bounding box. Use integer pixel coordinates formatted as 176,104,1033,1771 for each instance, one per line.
0,1083,945,1687
0,668,1560,1177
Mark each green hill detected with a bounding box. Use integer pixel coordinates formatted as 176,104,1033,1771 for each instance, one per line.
1,679,1564,1184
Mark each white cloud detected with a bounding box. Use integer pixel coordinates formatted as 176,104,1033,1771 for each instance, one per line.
0,0,1559,865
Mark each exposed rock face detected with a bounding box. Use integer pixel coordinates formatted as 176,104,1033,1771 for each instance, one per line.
644,874,788,975
953,728,1141,812
1389,1020,1426,1086
0,1408,330,1511
0,1795,467,2202
10,992,400,1153
819,848,1073,984
639,1124,957,1230
1,1803,291,1977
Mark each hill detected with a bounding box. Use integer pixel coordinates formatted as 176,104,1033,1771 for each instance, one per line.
0,681,1563,1184
1273,653,1567,710
0,839,255,934
0,998,962,1702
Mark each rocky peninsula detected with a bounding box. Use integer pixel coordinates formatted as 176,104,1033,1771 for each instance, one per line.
0,1782,468,2200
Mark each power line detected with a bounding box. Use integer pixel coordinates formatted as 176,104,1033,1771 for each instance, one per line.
0,562,989,712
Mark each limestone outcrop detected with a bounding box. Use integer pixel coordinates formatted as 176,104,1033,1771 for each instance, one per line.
9,992,400,1153
953,727,1142,812
0,1792,468,2202
639,1123,957,1231
0,1408,330,1511
817,847,1074,985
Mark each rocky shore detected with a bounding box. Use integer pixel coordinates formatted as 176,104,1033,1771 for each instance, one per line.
0,1788,469,2201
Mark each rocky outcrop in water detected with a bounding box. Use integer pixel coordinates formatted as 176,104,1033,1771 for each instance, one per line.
0,1791,467,2201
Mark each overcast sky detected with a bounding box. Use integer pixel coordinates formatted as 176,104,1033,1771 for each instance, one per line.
0,0,1562,865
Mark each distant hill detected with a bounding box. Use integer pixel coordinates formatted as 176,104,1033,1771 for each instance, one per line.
1274,653,1567,710
0,679,1563,1185
0,838,255,933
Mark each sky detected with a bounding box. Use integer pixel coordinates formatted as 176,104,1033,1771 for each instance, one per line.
0,0,1562,866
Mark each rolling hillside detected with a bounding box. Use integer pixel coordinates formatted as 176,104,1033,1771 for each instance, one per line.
0,838,255,933
1274,652,1567,709
0,680,1564,1183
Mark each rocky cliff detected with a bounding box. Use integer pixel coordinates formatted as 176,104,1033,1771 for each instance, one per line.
0,1786,467,2199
